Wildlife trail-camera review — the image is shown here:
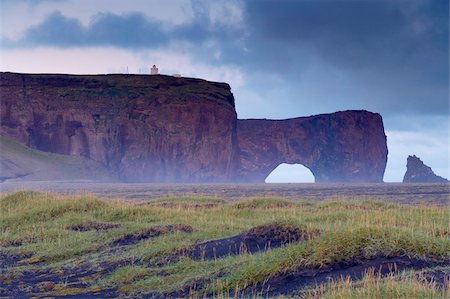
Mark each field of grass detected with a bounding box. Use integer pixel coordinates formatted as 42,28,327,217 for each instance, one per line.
0,191,449,298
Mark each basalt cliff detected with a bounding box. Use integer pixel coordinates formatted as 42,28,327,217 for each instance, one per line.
0,72,388,182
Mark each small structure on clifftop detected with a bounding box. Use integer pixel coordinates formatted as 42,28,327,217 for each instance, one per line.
150,65,159,75
403,155,448,183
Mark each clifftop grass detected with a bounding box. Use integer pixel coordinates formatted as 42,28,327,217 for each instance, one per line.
1,191,449,298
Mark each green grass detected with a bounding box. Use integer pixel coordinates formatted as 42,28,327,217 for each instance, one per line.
307,268,450,299
1,191,449,298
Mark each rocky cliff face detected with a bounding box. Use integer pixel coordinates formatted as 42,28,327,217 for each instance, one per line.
237,111,387,182
403,155,448,183
1,72,238,182
1,72,387,182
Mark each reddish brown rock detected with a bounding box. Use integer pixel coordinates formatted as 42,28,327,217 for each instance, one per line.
0,72,387,182
403,155,448,183
237,111,387,182
0,72,238,182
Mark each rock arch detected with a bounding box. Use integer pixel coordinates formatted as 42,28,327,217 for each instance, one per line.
236,111,387,183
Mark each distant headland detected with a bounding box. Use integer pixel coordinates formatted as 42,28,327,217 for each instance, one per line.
0,72,387,183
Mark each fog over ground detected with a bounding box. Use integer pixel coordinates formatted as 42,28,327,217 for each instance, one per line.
1,0,448,182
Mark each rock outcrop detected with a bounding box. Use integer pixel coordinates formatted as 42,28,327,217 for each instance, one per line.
0,72,388,182
403,155,448,183
237,111,387,182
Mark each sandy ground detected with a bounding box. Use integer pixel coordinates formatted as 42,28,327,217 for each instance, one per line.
1,181,448,206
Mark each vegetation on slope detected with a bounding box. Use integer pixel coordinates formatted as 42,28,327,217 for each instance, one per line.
0,136,115,182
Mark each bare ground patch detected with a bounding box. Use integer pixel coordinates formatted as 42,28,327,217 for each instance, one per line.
67,221,121,232
414,268,450,288
145,202,222,209
0,251,31,269
245,255,450,297
180,223,318,261
0,240,22,247
111,224,193,246
1,224,193,298
0,254,126,298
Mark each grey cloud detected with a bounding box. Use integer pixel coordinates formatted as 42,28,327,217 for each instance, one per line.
242,0,448,69
24,11,86,46
231,0,448,116
11,11,169,48
88,12,168,47
2,0,447,117
4,6,238,49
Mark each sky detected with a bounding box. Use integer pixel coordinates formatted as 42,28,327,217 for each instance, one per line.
1,0,448,182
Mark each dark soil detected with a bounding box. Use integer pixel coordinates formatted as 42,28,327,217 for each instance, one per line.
0,251,31,269
0,240,23,247
67,221,121,232
160,255,449,298
245,255,450,297
111,224,193,246
0,224,193,298
0,255,124,298
145,202,221,209
182,224,317,260
416,268,450,288
162,274,224,299
1,246,448,298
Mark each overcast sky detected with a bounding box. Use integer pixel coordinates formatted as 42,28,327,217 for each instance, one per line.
1,0,448,182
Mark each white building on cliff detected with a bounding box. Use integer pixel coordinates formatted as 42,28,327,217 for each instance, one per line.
150,64,159,75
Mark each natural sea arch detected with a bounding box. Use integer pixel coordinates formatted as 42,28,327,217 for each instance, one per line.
265,163,315,183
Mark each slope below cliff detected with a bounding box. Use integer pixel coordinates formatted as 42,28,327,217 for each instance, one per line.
0,136,115,182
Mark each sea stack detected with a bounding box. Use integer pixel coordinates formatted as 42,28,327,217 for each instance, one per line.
403,155,448,183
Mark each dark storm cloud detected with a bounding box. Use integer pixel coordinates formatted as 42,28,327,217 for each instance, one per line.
23,11,86,46
5,0,448,66
4,6,236,49
242,0,448,69
233,0,448,116
88,12,169,47
3,0,447,116
8,11,169,48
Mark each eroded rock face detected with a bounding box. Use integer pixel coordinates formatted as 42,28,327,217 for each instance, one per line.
0,72,388,182
403,155,448,183
0,72,238,182
237,111,387,182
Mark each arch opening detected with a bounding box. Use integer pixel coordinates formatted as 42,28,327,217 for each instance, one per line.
265,163,315,183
